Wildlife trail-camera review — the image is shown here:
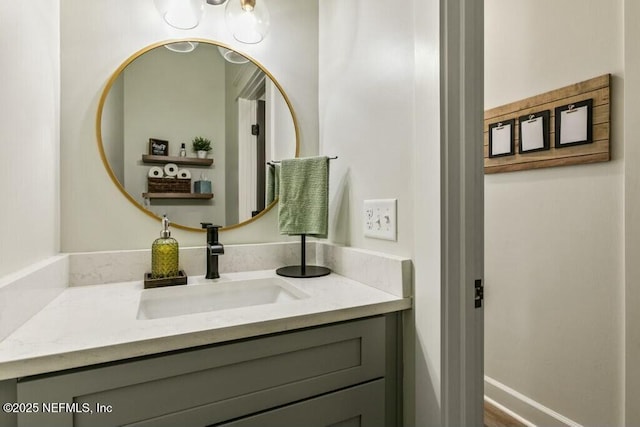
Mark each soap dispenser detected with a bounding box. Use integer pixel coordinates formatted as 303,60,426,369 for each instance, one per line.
151,215,179,278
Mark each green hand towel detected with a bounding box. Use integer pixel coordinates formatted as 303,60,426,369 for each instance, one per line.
278,156,329,238
266,163,280,205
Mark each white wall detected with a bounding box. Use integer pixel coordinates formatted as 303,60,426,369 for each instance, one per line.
484,0,625,425
60,0,318,251
624,2,640,425
319,1,415,257
319,0,442,424
0,1,60,278
410,0,442,423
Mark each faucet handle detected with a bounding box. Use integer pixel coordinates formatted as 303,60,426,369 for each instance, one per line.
201,223,223,246
200,223,222,230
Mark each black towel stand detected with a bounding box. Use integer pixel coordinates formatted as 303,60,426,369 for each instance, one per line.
276,234,331,278
275,156,337,279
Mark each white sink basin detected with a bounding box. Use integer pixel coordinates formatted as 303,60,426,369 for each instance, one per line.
137,277,309,320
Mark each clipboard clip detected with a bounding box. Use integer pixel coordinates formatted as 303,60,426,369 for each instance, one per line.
566,104,577,114
496,122,504,130
527,114,536,123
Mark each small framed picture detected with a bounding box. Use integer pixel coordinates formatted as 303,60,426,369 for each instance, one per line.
518,110,550,154
149,138,169,156
555,99,593,148
489,119,515,158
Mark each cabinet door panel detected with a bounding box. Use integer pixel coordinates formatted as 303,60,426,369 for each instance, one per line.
17,317,386,427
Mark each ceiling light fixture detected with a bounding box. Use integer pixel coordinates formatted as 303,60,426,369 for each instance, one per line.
154,0,205,30
224,0,271,44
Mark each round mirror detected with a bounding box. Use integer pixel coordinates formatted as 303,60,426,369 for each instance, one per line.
97,39,299,231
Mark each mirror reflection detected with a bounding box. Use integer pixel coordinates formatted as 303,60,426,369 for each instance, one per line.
99,40,298,230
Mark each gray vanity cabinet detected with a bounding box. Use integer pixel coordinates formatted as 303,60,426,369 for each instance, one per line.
14,314,401,427
217,379,385,427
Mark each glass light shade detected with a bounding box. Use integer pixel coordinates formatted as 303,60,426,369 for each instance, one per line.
217,46,250,64
225,0,271,44
165,41,200,53
155,0,205,30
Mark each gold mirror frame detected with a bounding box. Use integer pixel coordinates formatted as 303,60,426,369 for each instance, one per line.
96,38,300,232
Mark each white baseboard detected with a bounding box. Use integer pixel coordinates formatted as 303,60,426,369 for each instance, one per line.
484,376,583,427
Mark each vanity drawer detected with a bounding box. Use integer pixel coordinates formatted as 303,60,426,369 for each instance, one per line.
216,379,386,427
132,379,386,427
17,316,387,427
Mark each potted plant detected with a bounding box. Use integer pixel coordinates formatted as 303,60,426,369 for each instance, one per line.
192,136,212,159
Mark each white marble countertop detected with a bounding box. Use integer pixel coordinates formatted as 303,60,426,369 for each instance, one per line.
0,269,411,380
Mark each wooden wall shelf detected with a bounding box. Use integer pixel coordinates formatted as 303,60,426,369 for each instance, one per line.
142,193,213,200
142,154,213,167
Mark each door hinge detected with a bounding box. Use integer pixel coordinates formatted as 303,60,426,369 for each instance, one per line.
474,279,483,308
251,124,260,136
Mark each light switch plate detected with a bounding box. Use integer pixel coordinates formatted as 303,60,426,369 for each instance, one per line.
364,199,397,241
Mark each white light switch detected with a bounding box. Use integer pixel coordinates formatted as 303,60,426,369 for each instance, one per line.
364,199,397,241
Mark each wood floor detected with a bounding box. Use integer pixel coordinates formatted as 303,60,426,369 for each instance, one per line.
484,401,527,427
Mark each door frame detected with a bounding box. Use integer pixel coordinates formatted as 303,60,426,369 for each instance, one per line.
440,0,484,425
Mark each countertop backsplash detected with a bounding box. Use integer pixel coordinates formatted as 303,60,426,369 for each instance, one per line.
68,242,312,287
67,242,412,298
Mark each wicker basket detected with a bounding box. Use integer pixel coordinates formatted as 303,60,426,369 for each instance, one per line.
147,177,191,193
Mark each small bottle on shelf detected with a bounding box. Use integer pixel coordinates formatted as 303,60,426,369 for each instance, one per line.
179,143,187,157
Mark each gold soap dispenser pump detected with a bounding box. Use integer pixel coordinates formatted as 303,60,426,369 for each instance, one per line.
151,215,179,278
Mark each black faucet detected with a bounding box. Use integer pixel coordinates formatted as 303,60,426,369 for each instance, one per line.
201,223,224,279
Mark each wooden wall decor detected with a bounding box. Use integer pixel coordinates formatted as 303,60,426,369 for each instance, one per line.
484,74,610,174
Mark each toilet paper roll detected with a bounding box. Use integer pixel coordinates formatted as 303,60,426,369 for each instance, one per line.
164,163,179,177
177,169,191,179
148,166,164,178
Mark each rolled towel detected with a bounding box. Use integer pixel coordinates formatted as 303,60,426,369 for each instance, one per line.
177,169,191,179
148,166,164,178
164,163,178,177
